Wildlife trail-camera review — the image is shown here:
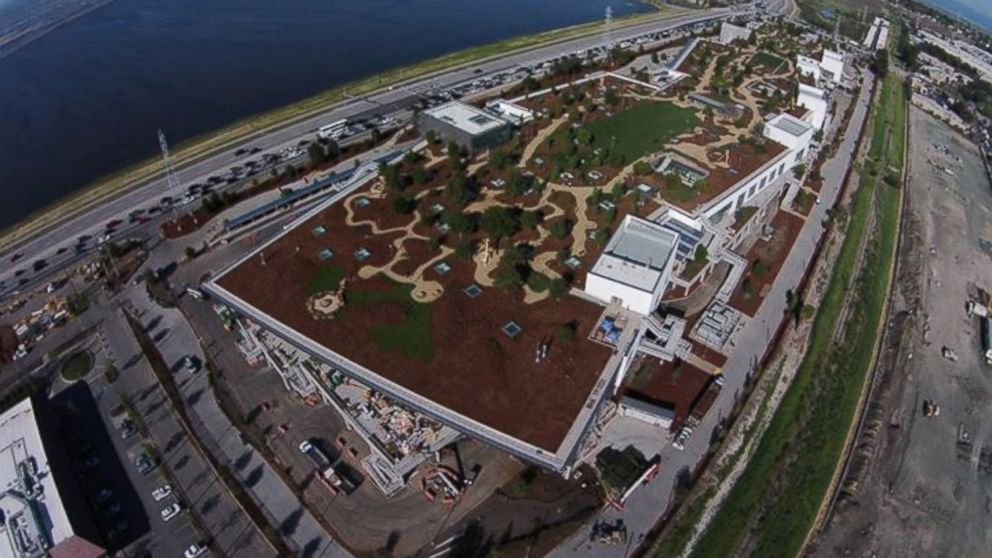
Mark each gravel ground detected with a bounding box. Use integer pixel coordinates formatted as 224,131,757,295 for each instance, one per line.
812,106,992,558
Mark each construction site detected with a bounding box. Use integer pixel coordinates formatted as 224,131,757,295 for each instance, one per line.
812,105,992,557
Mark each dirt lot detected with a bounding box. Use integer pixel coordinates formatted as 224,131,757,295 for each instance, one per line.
812,108,992,558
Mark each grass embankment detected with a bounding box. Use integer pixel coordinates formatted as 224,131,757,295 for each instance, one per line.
686,67,906,558
0,5,683,253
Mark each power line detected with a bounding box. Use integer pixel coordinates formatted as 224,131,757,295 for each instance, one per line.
157,129,181,223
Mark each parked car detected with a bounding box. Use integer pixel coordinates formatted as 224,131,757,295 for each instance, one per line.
135,455,156,476
160,503,183,522
120,420,137,440
95,488,114,503
151,485,172,502
184,543,208,558
183,356,198,374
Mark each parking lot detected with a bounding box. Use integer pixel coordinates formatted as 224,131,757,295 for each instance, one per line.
98,309,273,557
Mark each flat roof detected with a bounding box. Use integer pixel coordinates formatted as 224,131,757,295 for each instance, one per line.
605,216,679,271
0,398,74,558
208,170,619,470
424,101,509,136
768,113,813,137
591,216,678,293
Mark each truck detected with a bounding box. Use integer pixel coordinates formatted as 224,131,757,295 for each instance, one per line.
299,439,332,469
317,119,349,140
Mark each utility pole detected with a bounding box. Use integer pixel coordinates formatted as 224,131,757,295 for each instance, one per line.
157,129,181,223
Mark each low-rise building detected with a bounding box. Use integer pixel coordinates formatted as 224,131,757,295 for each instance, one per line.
797,83,829,130
416,101,512,153
585,215,680,316
718,22,752,45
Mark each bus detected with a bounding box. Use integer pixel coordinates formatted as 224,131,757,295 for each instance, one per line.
317,119,349,140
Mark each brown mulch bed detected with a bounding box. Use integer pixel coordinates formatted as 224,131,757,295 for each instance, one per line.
727,209,804,317
217,181,614,453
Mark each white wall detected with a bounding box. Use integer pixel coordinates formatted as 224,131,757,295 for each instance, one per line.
797,55,821,81
585,273,657,315
797,84,828,130
821,50,845,84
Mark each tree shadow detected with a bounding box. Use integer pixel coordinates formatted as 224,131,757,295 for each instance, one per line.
279,507,304,537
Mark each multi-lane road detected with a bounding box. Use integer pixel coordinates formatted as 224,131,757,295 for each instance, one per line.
0,6,745,302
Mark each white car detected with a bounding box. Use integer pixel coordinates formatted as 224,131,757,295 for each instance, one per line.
151,485,172,502
96,234,112,245
184,543,207,558
160,503,183,522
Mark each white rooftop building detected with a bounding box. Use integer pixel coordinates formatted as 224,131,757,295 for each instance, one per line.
820,49,845,84
797,83,829,130
764,113,815,162
485,100,535,125
618,395,675,429
718,22,752,45
796,50,845,85
796,55,822,81
417,101,512,152
0,398,105,558
585,215,679,316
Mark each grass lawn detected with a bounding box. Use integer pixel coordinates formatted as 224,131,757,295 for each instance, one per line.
687,51,905,558
584,102,699,163
61,351,94,381
347,283,435,363
307,264,345,295
751,51,787,70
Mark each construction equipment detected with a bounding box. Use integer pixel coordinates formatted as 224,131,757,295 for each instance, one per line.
922,400,940,418
941,346,959,362
590,520,628,545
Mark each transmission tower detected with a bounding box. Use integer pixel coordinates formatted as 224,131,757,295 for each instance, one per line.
604,5,614,53
157,129,180,222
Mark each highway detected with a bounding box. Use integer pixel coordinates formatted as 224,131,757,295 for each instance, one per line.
0,6,741,301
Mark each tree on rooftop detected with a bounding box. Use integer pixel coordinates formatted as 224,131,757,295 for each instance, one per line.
447,141,463,161
694,244,708,263
392,195,416,215
633,161,653,176
549,277,569,300
550,218,572,240
411,165,427,186
792,164,807,180
664,173,682,189
454,238,475,260
425,129,438,145
442,209,476,234
490,148,510,171
480,206,520,244
446,172,470,206
611,182,624,199
521,210,540,230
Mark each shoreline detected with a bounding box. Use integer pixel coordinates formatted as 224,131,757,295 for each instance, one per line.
0,3,684,253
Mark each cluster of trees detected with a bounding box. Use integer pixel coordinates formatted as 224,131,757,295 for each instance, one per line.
307,139,341,166
492,243,570,298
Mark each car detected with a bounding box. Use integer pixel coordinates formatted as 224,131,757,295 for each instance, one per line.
234,147,248,156
120,420,137,440
183,356,198,374
160,503,182,522
184,543,208,558
82,456,100,469
160,196,173,207
13,269,25,277
151,485,172,502
105,219,122,229
56,246,68,255
31,259,47,272
96,234,112,245
249,146,262,154
95,488,114,503
135,455,156,475
9,252,23,263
